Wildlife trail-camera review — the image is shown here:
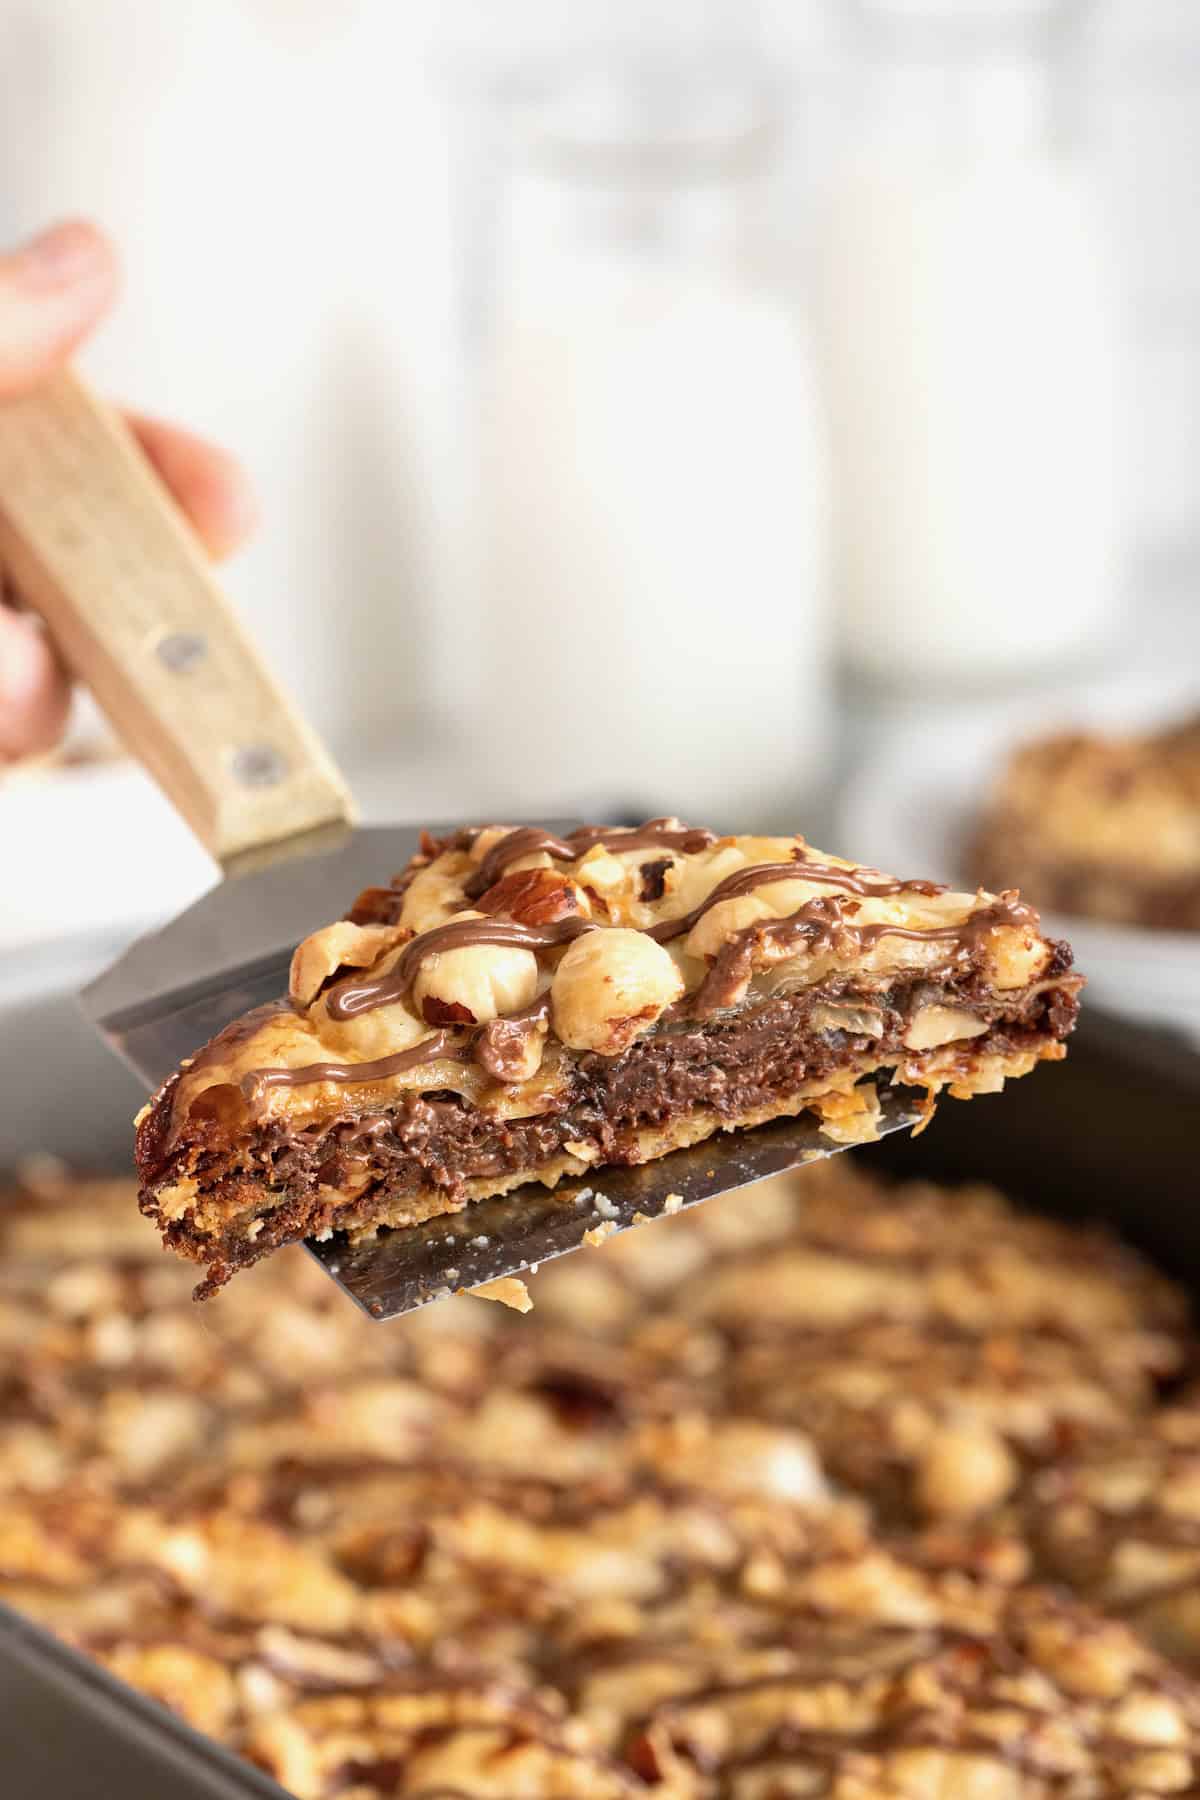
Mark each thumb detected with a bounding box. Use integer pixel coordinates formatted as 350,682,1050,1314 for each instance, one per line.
0,220,119,395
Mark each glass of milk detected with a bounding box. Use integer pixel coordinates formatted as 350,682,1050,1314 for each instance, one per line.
815,0,1121,685
467,64,831,828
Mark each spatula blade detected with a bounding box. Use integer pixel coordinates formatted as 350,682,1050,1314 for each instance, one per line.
80,823,426,1092
307,1090,923,1321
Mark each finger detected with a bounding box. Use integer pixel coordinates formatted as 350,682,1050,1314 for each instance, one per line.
0,220,119,395
127,414,259,560
0,606,71,759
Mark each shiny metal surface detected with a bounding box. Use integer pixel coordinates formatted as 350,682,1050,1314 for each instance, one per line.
80,822,428,1091
307,1090,923,1320
0,1602,287,1800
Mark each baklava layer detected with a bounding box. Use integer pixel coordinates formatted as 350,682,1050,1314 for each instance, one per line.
136,820,1080,1294
973,715,1200,930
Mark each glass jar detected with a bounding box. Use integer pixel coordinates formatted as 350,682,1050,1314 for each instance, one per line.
466,60,831,828
815,0,1121,685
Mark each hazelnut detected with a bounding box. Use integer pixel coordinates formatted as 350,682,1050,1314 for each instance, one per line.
902,1005,988,1051
345,885,402,926
1119,1750,1192,1791
574,846,627,893
398,865,472,935
412,911,538,1027
468,825,517,865
1110,1693,1188,1748
551,928,684,1055
289,922,404,1008
915,1424,1018,1518
476,868,584,926
685,875,812,962
475,1013,548,1084
981,920,1052,992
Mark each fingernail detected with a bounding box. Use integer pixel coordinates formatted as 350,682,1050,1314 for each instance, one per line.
14,220,111,292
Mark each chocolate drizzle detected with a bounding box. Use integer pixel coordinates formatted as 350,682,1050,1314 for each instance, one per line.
649,856,948,946
330,836,959,1019
237,822,1036,1095
241,1032,466,1101
324,918,590,1022
464,817,718,899
474,994,553,1085
687,895,1034,1020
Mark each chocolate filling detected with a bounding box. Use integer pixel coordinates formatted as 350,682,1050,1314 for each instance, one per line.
140,971,1079,1295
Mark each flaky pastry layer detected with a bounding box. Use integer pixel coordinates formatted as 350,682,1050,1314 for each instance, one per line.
136,820,1081,1292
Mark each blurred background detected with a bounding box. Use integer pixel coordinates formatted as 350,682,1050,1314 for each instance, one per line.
1,0,1198,1027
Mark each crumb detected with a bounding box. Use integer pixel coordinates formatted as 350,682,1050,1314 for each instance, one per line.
583,1221,619,1248
663,1192,683,1215
467,1277,533,1313
632,1211,652,1226
594,1193,619,1220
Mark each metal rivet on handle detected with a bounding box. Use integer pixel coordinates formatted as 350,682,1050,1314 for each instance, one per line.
231,744,288,788
156,631,207,673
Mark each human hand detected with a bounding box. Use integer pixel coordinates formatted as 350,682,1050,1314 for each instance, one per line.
0,220,257,760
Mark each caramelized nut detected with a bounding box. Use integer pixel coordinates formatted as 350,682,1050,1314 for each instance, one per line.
289,923,404,1008
475,1012,548,1084
915,1424,1019,1518
412,911,538,1026
551,929,684,1055
475,868,584,925
399,865,473,934
902,1005,989,1051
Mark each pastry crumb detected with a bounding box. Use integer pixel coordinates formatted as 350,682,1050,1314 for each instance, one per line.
466,1276,533,1313
663,1192,684,1214
583,1221,619,1247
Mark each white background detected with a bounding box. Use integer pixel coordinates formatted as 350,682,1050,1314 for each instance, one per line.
0,0,1197,958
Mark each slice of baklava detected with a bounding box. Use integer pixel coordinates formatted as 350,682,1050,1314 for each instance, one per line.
972,713,1200,929
136,820,1081,1293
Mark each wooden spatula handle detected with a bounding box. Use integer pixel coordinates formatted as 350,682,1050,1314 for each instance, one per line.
0,370,354,863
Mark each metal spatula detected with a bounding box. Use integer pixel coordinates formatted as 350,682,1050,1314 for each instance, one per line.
0,373,918,1319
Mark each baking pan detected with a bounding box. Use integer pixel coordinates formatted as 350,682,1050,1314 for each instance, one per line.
0,1602,288,1799
872,1006,1200,1291
0,949,1197,1797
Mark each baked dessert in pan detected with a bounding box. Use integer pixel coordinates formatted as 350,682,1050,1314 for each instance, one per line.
973,713,1200,931
5,1158,1200,1796
135,819,1081,1294
1029,1398,1200,1671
